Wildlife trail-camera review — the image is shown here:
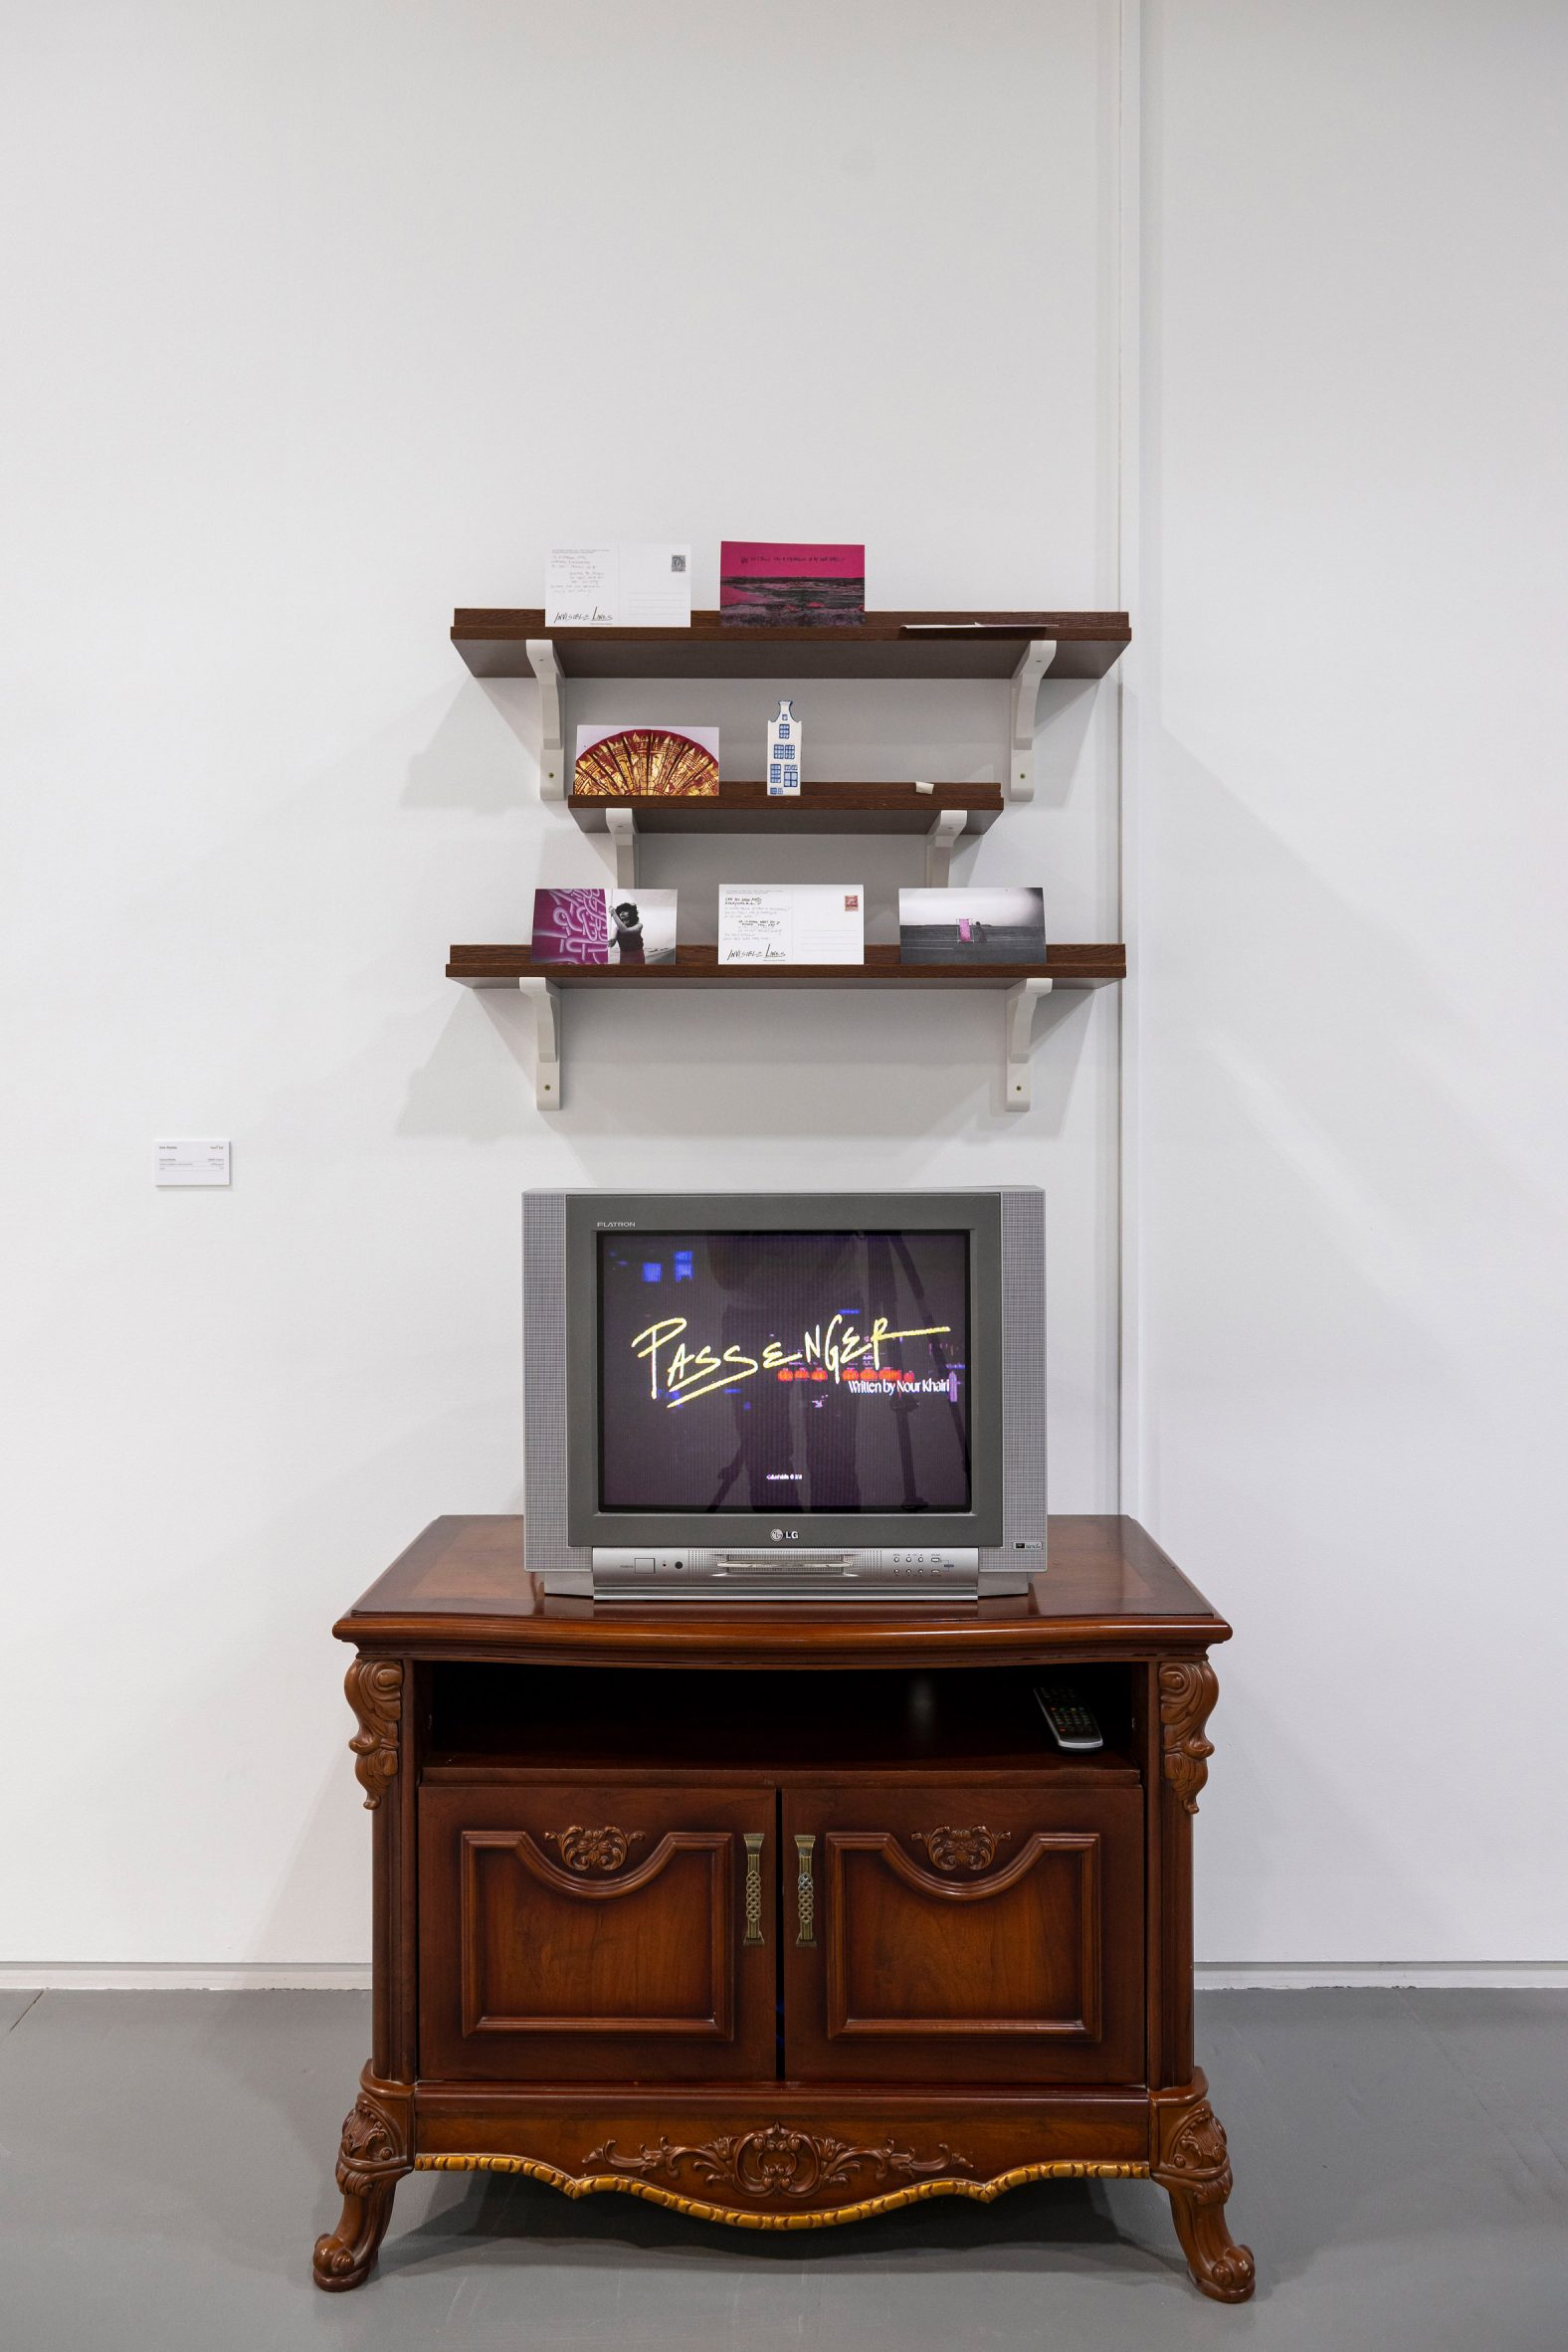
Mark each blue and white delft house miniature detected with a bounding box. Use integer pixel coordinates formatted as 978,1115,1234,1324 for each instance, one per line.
766,698,802,796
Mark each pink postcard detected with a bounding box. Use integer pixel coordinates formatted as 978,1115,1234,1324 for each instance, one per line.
719,542,865,628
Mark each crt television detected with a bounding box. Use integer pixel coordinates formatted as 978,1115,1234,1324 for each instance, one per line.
522,1190,1047,1601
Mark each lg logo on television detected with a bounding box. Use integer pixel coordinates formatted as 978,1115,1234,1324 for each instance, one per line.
770,1528,799,1542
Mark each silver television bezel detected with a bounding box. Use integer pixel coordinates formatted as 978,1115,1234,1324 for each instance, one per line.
563,1191,1004,1554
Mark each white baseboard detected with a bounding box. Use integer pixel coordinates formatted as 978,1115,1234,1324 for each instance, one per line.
4,1962,1563,1994
1197,1963,1568,1990
0,1964,372,1991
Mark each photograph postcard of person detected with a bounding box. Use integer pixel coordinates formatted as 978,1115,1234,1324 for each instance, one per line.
719,541,865,627
571,724,719,798
531,886,679,967
898,885,1047,966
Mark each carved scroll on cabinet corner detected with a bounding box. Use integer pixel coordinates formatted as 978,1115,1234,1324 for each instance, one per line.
1157,1660,1218,1816
344,1658,403,1810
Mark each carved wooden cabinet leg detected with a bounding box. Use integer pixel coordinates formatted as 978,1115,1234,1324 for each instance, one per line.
312,2065,413,2291
1151,2074,1256,2304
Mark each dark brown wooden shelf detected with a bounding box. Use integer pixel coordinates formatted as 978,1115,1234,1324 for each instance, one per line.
453,610,1129,683
449,942,1124,989
568,781,1004,837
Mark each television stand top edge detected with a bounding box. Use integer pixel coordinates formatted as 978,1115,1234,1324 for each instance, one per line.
334,1514,1231,1659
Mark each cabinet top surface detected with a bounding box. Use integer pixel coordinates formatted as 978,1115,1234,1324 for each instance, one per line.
336,1515,1229,1661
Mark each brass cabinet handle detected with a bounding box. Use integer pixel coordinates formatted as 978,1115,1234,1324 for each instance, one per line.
742,1832,765,1945
794,1833,817,1946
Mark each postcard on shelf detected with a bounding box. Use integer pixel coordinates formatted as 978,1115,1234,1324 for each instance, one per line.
898,885,1046,966
544,543,691,629
719,541,865,628
531,885,678,967
718,884,863,966
572,724,719,798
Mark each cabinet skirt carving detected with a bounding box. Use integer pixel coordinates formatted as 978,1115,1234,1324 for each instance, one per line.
412,2147,1148,2230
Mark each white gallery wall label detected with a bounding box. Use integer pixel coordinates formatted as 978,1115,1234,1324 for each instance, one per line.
153,1139,231,1187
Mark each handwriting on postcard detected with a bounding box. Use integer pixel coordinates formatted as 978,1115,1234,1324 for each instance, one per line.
545,545,616,626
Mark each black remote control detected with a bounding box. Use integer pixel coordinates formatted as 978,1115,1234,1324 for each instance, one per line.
1034,1682,1103,1751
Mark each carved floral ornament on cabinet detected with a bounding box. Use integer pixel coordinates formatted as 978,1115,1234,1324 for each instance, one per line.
540,1825,645,1872
912,1824,1010,1872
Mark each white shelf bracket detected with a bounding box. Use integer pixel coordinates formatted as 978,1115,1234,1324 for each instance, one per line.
1005,977,1054,1111
1008,638,1056,803
605,807,639,889
519,977,562,1110
924,807,968,886
526,638,565,799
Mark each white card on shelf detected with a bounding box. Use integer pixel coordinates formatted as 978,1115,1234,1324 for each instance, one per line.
717,885,864,966
545,543,691,629
154,1139,231,1187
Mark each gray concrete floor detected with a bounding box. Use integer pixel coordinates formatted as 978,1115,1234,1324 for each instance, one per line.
0,1989,1563,2350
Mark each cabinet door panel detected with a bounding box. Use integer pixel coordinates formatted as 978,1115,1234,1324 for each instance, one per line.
783,1783,1143,2083
421,1783,776,2080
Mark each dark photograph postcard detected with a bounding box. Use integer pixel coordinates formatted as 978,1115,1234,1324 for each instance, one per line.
897,884,1047,965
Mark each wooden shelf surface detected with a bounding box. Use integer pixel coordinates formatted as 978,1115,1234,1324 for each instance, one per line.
568,781,1004,837
449,941,1125,990
454,610,1129,683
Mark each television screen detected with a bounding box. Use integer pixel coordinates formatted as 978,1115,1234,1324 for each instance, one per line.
596,1230,972,1514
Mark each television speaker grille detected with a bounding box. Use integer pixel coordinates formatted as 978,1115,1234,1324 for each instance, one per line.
522,1191,577,1584
988,1186,1047,1570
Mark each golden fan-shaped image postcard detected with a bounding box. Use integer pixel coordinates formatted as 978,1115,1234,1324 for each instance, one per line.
571,724,719,798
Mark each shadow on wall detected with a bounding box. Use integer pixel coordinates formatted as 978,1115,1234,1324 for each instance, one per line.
400,982,1101,1141
393,669,1117,1137
404,679,541,813
1034,679,1099,811
1133,717,1565,1955
403,670,1102,833
413,672,1044,806
1139,712,1559,1408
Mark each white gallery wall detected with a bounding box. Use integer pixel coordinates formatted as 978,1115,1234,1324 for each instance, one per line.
1136,1,1568,1975
0,1,1562,1980
0,1,1120,1974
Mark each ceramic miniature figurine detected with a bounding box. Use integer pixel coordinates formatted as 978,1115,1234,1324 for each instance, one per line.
766,699,802,796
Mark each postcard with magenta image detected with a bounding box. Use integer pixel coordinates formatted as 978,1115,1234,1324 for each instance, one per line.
898,885,1046,967
531,886,678,967
719,541,865,628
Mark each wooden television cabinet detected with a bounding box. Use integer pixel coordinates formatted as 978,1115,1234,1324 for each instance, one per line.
313,1513,1254,2302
